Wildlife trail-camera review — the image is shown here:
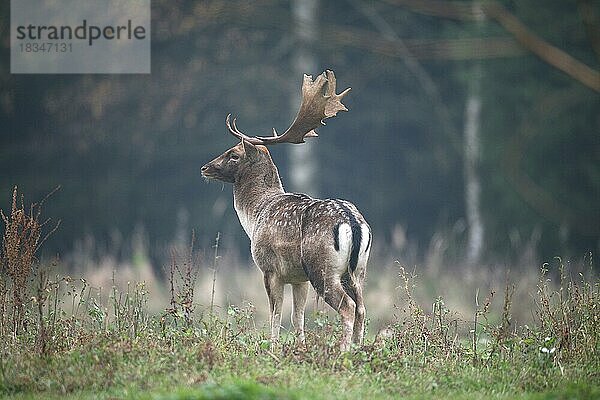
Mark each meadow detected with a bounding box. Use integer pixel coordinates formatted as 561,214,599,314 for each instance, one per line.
1,188,598,399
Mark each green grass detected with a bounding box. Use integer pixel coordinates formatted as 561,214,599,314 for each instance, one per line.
1,190,598,399
0,270,600,400
1,300,599,400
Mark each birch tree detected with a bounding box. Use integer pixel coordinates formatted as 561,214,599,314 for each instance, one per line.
289,0,319,195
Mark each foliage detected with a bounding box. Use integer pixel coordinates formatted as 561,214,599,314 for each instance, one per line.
0,0,597,262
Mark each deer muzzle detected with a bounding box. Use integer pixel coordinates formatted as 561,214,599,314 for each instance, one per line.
200,163,217,179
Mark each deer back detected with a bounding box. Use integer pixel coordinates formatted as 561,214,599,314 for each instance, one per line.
250,192,371,285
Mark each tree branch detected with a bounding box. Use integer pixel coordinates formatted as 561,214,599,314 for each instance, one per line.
345,0,461,150
483,1,600,92
383,0,476,21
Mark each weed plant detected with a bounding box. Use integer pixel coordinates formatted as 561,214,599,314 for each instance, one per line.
0,188,598,399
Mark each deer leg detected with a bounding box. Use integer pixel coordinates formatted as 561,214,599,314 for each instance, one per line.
341,272,365,346
351,285,365,345
291,281,309,345
263,272,284,345
322,281,356,352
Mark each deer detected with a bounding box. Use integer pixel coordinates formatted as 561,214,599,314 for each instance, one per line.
201,70,371,351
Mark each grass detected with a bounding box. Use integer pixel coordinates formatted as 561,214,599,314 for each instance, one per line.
2,325,598,400
1,187,599,399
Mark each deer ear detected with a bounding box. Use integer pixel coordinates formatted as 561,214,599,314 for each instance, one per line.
242,140,260,160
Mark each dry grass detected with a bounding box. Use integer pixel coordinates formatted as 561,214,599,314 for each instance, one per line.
1,187,598,399
41,244,563,337
0,186,59,338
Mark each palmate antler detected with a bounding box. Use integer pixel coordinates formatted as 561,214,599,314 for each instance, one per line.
226,70,351,145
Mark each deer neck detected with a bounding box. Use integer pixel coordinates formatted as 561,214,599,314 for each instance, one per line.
233,163,283,237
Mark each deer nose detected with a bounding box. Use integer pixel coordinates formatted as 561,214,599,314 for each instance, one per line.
201,165,209,172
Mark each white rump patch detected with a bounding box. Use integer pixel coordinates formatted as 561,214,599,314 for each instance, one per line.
360,224,371,254
355,223,371,276
335,223,353,270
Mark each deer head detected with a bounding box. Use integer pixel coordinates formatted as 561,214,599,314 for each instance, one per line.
201,70,350,183
200,140,270,184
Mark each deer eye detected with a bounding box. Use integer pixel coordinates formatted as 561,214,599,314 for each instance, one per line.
229,153,240,161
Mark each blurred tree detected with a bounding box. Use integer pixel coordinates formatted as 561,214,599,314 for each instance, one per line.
0,0,597,266
463,2,485,265
289,0,319,195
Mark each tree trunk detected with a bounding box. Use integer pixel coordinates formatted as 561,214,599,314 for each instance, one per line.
289,0,319,195
464,79,484,265
464,3,485,265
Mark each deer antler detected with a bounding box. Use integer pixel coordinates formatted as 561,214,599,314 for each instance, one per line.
226,70,351,145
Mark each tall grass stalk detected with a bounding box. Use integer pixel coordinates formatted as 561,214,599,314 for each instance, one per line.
210,232,221,318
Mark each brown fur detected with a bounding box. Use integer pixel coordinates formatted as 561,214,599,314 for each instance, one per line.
202,140,371,351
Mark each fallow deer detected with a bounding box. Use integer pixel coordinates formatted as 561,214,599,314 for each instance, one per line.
201,70,371,351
